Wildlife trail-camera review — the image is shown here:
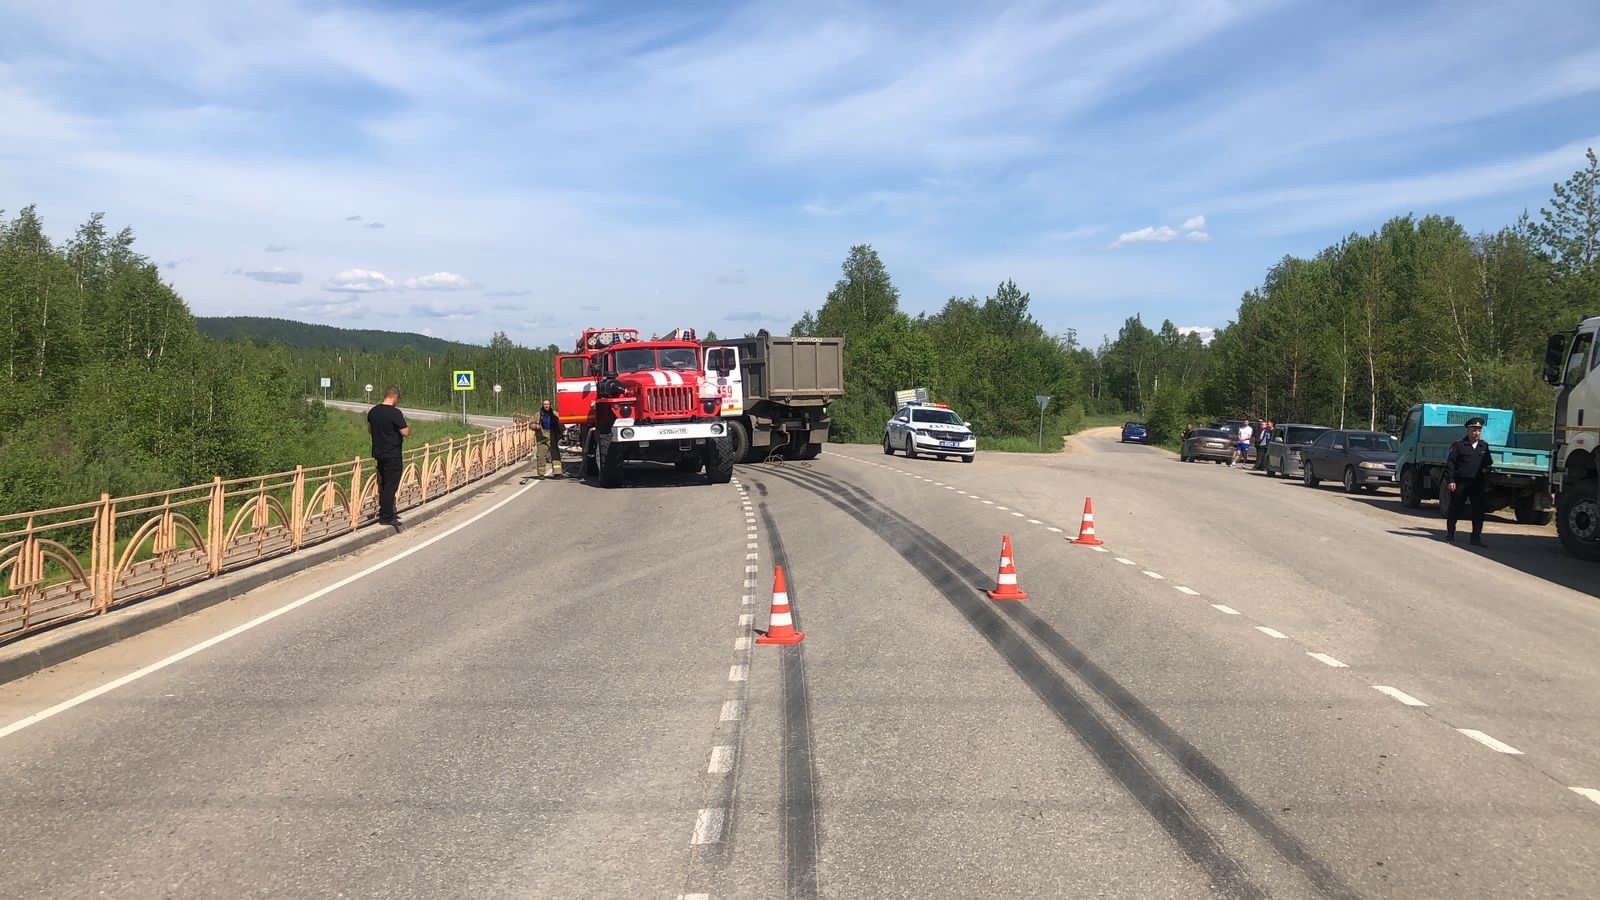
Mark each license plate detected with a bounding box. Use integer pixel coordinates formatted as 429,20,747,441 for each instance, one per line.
659,427,687,435
939,441,961,448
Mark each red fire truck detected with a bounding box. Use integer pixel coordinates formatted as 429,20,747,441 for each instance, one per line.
554,326,735,487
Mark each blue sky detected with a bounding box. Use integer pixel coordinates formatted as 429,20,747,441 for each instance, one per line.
3,1,1597,350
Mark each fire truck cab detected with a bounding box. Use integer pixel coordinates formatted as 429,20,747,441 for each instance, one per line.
554,326,735,487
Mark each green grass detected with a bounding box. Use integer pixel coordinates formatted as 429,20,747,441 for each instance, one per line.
311,410,485,465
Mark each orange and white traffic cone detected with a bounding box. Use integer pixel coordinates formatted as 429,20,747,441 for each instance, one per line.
1071,497,1104,546
986,534,1029,601
756,565,805,645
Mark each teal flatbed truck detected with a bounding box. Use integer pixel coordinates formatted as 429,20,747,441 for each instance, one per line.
1395,403,1554,525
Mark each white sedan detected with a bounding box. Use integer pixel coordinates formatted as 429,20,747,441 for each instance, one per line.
883,403,977,462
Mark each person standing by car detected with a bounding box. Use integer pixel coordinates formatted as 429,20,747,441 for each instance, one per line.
537,399,562,477
367,385,410,528
1231,419,1253,468
1443,416,1493,546
1253,420,1275,470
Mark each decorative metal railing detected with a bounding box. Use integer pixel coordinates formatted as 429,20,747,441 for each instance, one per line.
0,424,535,645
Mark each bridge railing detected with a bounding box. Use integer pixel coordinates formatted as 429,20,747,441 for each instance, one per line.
0,423,535,645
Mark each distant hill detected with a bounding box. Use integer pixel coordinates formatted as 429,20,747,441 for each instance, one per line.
196,316,469,353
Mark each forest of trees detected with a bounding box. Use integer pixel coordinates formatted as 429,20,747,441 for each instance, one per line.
795,149,1598,447
2,148,1595,514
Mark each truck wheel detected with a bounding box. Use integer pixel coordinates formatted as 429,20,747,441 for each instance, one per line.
582,431,600,478
705,435,735,483
596,436,623,488
1513,496,1552,526
1557,480,1600,558
725,419,751,463
800,443,821,460
1437,478,1452,518
1399,467,1421,508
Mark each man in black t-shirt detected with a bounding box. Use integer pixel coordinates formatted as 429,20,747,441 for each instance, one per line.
367,386,410,527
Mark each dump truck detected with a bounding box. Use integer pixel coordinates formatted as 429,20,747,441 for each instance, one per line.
553,326,733,487
702,331,845,462
1542,317,1600,560
1395,402,1553,524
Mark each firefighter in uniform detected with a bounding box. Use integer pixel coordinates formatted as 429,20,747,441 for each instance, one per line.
536,399,562,477
1443,416,1493,546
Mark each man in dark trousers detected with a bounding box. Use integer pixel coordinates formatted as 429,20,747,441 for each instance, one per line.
537,399,561,477
367,385,410,528
1444,416,1493,546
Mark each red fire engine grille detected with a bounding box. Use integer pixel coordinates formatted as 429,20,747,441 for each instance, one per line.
645,386,695,415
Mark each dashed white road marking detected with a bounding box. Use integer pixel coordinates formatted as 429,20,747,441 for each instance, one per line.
743,578,756,588
1307,652,1348,668
1458,729,1523,755
691,808,725,844
742,594,754,606
1212,604,1241,615
957,491,969,495
728,664,748,682
734,637,751,650
1372,685,1428,707
708,745,734,774
720,700,742,721
1090,545,1109,553
981,500,995,505
1571,787,1600,806
1027,518,1043,525
1255,626,1287,639
996,505,1009,510
1114,557,1136,566
745,552,758,560
1046,526,1064,533
738,614,753,626
1142,570,1165,580
747,542,758,550
1175,586,1199,596
1011,512,1025,518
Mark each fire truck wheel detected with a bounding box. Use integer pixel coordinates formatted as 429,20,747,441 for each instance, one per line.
596,436,624,488
706,435,735,483
582,432,600,478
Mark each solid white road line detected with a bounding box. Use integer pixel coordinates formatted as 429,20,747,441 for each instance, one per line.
1570,787,1600,806
1372,685,1428,707
1255,626,1287,639
691,808,725,844
1212,604,1241,615
1458,729,1523,755
1307,652,1348,668
1175,586,1199,596
0,478,541,742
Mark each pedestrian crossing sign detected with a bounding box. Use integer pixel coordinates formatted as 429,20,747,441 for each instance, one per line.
453,370,475,391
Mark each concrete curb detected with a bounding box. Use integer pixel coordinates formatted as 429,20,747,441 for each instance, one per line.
0,462,543,686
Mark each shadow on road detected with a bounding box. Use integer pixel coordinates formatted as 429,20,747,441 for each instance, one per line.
1245,471,1597,599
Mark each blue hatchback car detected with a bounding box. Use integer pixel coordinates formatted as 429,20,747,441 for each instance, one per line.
1120,421,1149,443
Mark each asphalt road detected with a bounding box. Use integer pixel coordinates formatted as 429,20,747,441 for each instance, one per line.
2,428,1598,897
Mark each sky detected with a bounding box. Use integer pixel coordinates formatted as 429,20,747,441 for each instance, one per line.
3,0,1598,351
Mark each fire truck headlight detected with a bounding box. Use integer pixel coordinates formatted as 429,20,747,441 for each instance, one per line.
711,423,725,435
702,399,718,414
620,427,635,439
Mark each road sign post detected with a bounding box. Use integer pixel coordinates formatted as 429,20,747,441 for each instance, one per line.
493,383,502,416
453,370,475,424
364,383,373,403
1035,394,1051,449
320,376,331,403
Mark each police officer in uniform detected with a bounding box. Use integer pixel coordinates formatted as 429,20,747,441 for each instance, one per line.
1444,416,1493,546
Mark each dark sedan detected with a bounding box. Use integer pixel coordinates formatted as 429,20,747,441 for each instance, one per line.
1262,424,1331,479
1301,429,1398,493
1120,421,1149,443
1180,427,1235,464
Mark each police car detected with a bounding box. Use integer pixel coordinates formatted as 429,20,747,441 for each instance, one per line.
883,401,977,462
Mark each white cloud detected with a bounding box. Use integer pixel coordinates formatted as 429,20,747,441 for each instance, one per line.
404,271,474,291
1185,230,1211,242
1180,215,1206,231
1177,325,1216,344
324,269,395,292
233,266,302,284
1113,225,1179,246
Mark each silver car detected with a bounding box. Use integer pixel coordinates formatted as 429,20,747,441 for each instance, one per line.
1262,424,1331,479
884,403,977,462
